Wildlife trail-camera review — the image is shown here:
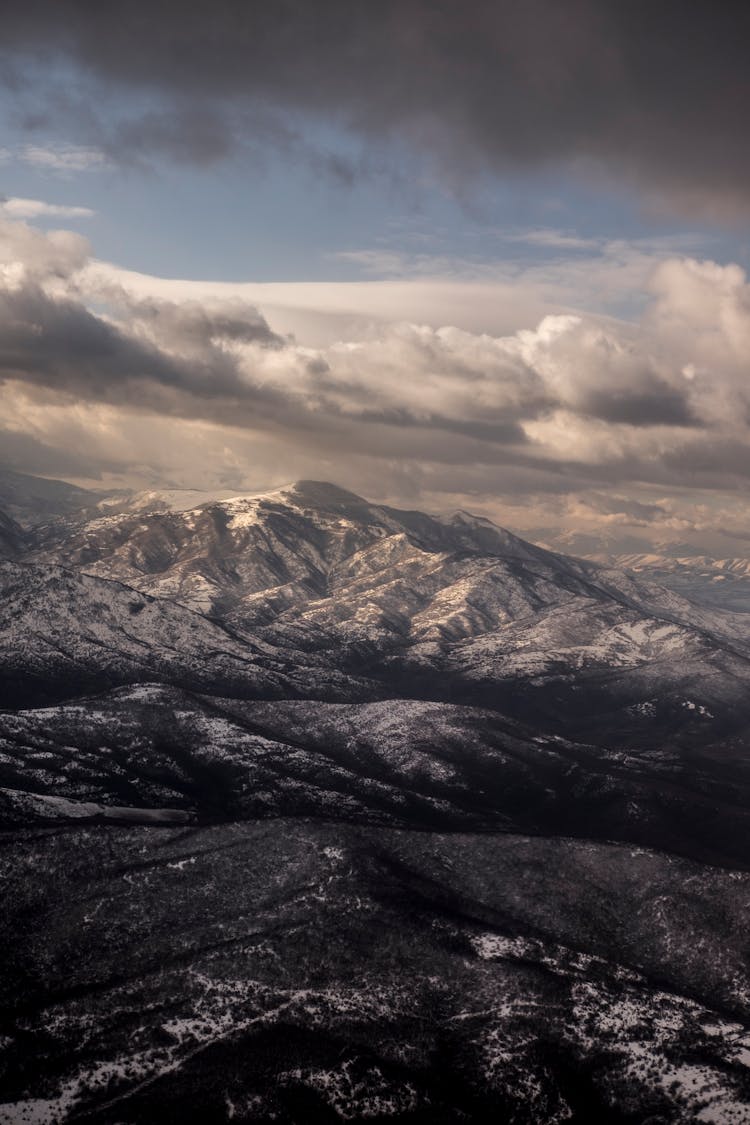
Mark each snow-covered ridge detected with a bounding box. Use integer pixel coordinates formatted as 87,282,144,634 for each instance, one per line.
6,473,750,746
97,480,382,518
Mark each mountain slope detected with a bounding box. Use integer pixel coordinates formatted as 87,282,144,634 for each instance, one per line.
4,681,750,867
3,820,750,1124
29,480,598,620
0,561,374,708
28,478,750,657
27,480,750,745
0,509,24,559
5,474,750,1122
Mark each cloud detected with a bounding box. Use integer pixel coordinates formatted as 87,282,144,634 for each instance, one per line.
514,315,700,428
80,232,709,354
563,493,683,529
0,219,90,281
0,197,94,219
18,144,110,174
1,2,749,213
4,217,750,548
0,222,727,442
502,230,600,251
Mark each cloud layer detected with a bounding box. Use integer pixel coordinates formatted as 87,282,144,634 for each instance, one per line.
1,1,750,213
4,217,750,550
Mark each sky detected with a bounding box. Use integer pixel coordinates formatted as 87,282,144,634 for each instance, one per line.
2,0,750,555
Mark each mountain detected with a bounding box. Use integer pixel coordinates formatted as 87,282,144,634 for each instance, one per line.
589,552,750,613
29,479,562,620
3,683,750,870
0,560,377,708
4,474,750,1122
26,479,750,741
534,526,750,612
0,467,118,527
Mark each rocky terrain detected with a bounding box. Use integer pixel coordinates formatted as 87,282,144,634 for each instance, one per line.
3,472,750,1121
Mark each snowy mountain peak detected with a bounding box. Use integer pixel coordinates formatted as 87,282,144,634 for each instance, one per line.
95,480,378,522
100,488,242,515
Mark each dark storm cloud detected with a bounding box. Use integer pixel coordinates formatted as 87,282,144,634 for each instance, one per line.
0,269,712,478
0,283,284,404
0,272,539,447
123,296,285,352
330,406,530,445
578,381,698,428
2,1,749,208
662,440,750,485
0,286,184,390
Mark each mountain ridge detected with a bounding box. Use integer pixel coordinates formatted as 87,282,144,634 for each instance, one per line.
5,472,750,1121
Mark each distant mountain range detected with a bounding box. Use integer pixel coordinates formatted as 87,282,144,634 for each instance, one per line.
3,471,750,1122
536,524,750,612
